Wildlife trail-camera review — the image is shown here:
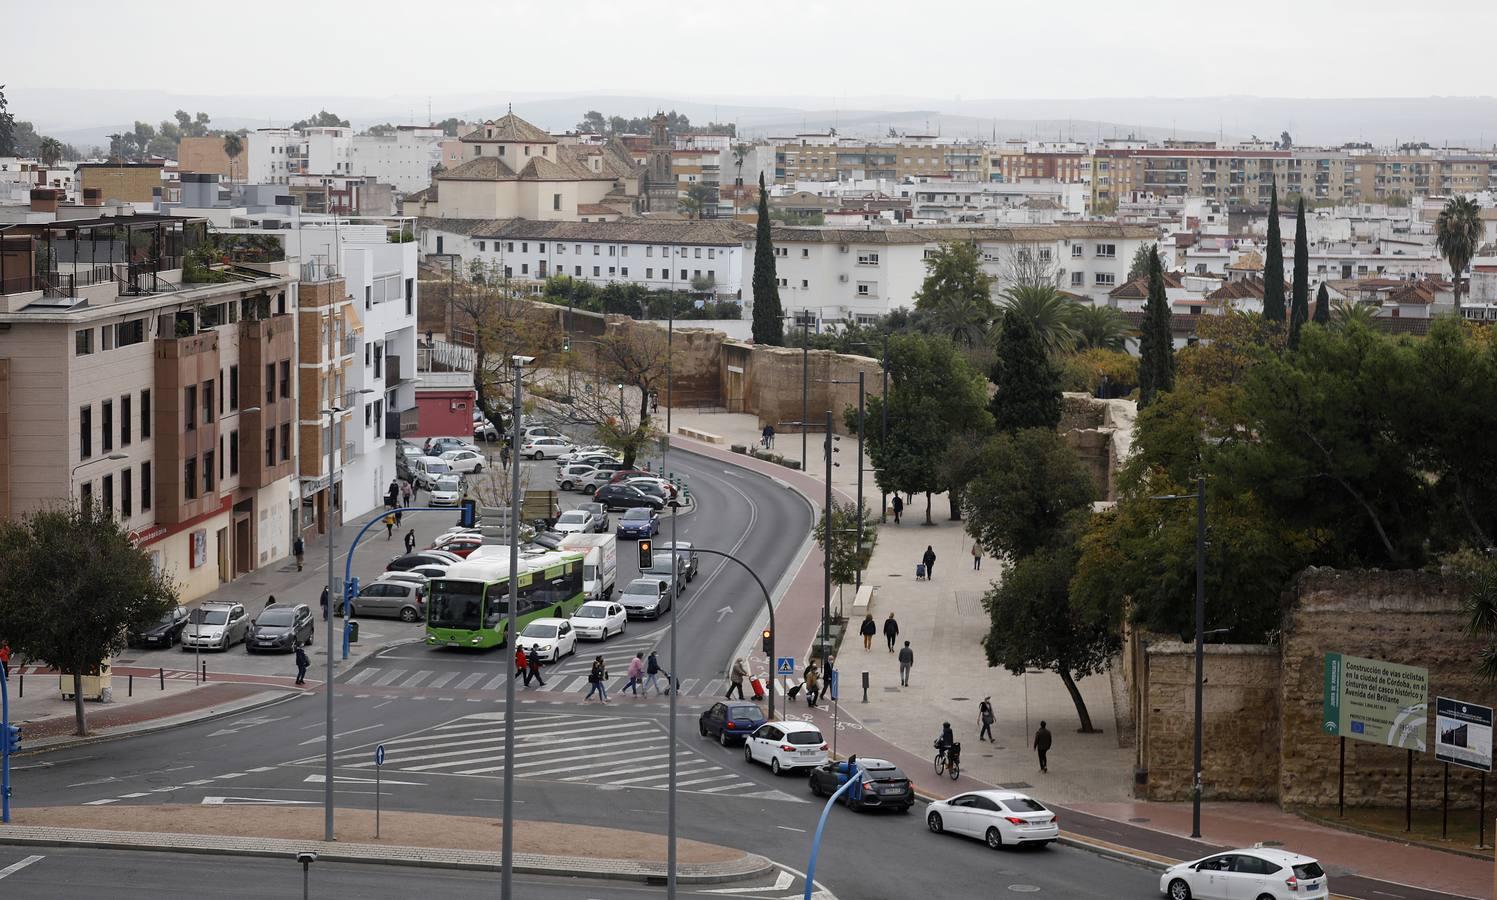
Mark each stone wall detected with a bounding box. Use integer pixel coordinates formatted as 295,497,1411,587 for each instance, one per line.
1059,393,1135,502
721,342,883,436
1141,642,1282,801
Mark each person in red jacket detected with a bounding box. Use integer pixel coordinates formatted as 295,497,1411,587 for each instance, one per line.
515,645,529,685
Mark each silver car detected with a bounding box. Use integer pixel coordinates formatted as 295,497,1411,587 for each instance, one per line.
618,578,672,619
353,580,427,622
181,602,250,651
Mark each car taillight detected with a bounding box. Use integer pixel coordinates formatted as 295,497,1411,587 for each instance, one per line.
819,743,828,751
1285,876,1298,891
780,744,796,752
1005,816,1027,825
725,721,735,729
1050,816,1058,824
861,781,875,791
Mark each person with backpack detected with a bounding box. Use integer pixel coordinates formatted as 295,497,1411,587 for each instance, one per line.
643,650,665,695
883,613,900,652
978,697,996,743
584,655,609,702
383,512,397,539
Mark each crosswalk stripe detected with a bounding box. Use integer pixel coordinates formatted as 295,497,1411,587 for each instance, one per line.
401,670,434,688
563,761,713,784
372,669,407,687
454,673,485,690
426,672,457,690
481,673,509,691
434,714,569,732
679,678,699,695
364,728,658,769
452,740,668,776
344,668,377,686
606,765,718,786
675,773,742,787
703,679,724,697
698,782,758,793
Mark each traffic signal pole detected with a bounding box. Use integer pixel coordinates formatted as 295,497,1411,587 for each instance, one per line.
2,661,14,822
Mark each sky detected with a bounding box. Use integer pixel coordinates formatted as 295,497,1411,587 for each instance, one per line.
5,0,1493,103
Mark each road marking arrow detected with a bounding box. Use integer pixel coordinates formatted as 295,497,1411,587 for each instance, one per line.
716,605,734,622
303,774,426,786
200,796,318,805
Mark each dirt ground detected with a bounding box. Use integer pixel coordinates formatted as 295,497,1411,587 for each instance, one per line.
15,806,742,865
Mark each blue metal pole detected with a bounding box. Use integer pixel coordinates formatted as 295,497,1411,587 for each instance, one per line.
1,662,11,823
804,768,856,900
341,506,444,660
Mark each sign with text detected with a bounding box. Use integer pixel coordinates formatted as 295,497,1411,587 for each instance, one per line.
1322,653,1428,750
1435,697,1493,771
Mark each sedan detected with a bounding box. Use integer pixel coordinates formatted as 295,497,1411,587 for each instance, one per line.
433,535,483,558
808,758,914,812
616,507,660,538
474,418,499,442
388,552,459,572
554,509,594,535
571,453,622,469
440,449,486,474
556,464,600,492
569,601,626,640
596,484,663,512
426,437,479,456
130,605,191,648
429,475,464,507
561,445,616,463
518,618,576,662
247,603,314,653
618,578,671,619
926,790,1059,850
352,580,426,622
578,502,610,532
1160,849,1328,900
522,437,572,460
744,721,827,775
698,701,767,747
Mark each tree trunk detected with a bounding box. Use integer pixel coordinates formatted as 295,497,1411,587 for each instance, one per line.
1057,667,1099,733
72,671,88,736
923,492,934,526
947,486,963,521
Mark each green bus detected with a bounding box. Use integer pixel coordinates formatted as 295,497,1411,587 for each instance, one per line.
425,550,586,650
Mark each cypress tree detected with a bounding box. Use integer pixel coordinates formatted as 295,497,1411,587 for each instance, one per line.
1289,197,1310,348
1313,282,1331,324
1262,185,1286,323
989,313,1060,432
750,172,784,345
1137,249,1175,407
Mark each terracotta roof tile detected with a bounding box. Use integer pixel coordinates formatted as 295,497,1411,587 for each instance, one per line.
461,113,556,144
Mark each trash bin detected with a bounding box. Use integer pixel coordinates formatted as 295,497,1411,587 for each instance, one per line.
60,661,112,701
346,620,360,644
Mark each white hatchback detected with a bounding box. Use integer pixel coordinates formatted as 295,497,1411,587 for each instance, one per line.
517,618,576,663
743,721,828,775
522,437,572,459
569,601,626,640
926,790,1059,850
1160,848,1328,900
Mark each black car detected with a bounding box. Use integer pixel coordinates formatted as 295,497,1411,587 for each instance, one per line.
388,552,458,571
698,702,768,747
130,606,191,648
808,758,915,813
247,603,314,653
594,483,664,512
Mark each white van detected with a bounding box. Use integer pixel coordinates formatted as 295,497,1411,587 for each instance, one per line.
412,456,452,490
558,532,618,602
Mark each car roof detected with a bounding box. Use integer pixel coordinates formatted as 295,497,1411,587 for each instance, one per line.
961,789,1041,803
621,506,654,515
523,617,568,627
575,600,616,610
1206,848,1320,865
624,578,665,589
765,720,823,734
200,601,240,610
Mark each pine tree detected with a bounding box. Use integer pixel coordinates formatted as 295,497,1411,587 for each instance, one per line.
750,172,784,345
1289,197,1309,348
989,312,1060,432
1137,249,1175,407
1263,186,1286,322
1313,282,1331,325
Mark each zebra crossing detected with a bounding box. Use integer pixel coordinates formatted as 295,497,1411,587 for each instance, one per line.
297,711,796,800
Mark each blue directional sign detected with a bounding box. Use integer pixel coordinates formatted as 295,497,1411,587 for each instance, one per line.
776,657,796,677
374,744,386,767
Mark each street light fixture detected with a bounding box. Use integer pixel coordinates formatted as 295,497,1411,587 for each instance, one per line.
70,452,129,500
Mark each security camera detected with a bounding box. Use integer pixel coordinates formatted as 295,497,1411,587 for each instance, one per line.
296,851,319,865
512,355,536,367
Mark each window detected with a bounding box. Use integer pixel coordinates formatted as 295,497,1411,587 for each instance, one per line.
184,458,198,500
141,389,151,439
120,394,131,446
101,325,115,351
553,193,562,210
101,474,113,517
121,467,132,518
521,263,528,275
857,283,871,296
229,430,239,475
202,450,214,494
608,246,615,257
1038,248,1053,263
374,344,383,379
1071,271,1085,287
575,244,582,254
79,481,92,509
477,241,486,252
593,266,600,276
1071,244,1083,258
405,278,413,316
79,405,92,460
1095,272,1116,286
75,329,93,355
364,285,372,309
1095,243,1116,258
857,252,880,265
203,379,214,424
708,248,716,259
774,247,787,257
620,246,628,258
141,462,151,511
593,245,600,256
646,268,654,279
280,423,291,462
608,267,616,276
693,248,701,259
800,279,808,288
646,246,654,258
265,428,275,464
557,244,565,255
117,319,145,346
374,399,383,425
574,266,581,276
265,363,275,403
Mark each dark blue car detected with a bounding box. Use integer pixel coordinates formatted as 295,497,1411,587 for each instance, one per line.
616,507,659,538
698,701,768,746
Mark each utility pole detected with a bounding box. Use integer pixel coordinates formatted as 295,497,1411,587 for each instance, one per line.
322,406,339,843
1191,476,1206,839
854,372,865,590
879,333,889,523
821,410,834,666
501,356,531,896
801,326,810,471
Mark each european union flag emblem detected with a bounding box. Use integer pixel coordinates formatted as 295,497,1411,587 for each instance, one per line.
1351,721,1365,734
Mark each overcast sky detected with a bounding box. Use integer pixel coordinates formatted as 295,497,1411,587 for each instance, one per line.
6,0,1492,103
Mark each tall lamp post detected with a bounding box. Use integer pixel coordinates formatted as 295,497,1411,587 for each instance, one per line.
502,355,535,899
1150,477,1207,838
879,333,890,523
815,373,866,590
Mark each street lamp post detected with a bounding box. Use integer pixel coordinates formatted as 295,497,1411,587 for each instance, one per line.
618,383,626,421
854,372,865,590
821,410,835,666
501,355,533,899
801,323,810,471
879,333,889,523
70,452,129,500
1150,477,1207,838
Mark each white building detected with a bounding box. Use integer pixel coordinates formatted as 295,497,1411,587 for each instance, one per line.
349,126,445,196
247,127,355,186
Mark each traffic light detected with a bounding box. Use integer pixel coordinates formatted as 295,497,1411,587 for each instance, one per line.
3,723,19,755
638,539,652,569
762,628,773,654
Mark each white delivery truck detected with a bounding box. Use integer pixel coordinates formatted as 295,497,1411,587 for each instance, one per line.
559,533,618,602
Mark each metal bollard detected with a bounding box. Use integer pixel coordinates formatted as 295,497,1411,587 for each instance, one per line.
159,667,165,690
201,660,207,682
862,671,869,703
17,673,22,698
128,674,133,697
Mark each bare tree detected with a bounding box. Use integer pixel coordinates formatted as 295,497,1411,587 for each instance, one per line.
553,324,675,468
998,245,1062,293
447,276,565,450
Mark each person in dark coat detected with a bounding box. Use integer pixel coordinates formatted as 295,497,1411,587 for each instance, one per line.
1034,721,1053,773
404,529,416,554
294,644,310,686
859,613,877,651
891,494,903,524
527,645,546,687
978,697,995,743
922,545,937,579
883,613,900,652
386,480,400,509
293,536,305,571
320,585,330,620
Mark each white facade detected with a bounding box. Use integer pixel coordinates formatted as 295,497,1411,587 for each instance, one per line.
247,127,355,186
350,127,444,195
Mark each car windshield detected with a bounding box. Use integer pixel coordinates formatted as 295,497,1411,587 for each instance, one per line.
257,608,296,626
623,582,657,596
787,731,823,745
1292,863,1325,879
433,477,461,491
428,580,484,630
558,511,588,523
520,623,558,638
574,606,607,618
622,508,652,520
190,609,229,625
1005,797,1048,812
156,611,180,626
581,504,604,515
424,460,450,473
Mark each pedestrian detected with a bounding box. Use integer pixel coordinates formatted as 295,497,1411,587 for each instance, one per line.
898,641,914,686
425,328,434,346
394,509,403,528
515,645,529,684
891,494,903,524
883,613,900,652
971,542,982,571
401,479,414,507
761,424,774,449
922,545,937,579
293,536,305,571
384,512,397,539
624,652,645,696
651,392,659,415
294,644,310,685
404,529,416,554
584,655,609,702
727,657,748,699
265,594,277,609
527,645,546,687
320,585,329,621
500,444,511,468
859,613,876,651
0,639,11,679
1034,721,1053,773
804,662,820,708
979,697,995,743
643,650,664,695
387,480,400,509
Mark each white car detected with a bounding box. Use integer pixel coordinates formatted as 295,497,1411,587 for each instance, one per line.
377,571,429,588
517,617,576,663
743,720,828,775
524,425,568,443
556,464,601,492
440,449,486,474
522,436,572,460
561,444,615,463
429,474,464,507
553,509,594,534
569,601,627,640
408,564,451,580
425,549,465,565
925,790,1059,850
181,602,250,651
1160,849,1328,900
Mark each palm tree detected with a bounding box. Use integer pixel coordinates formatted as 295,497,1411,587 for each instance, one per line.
997,284,1078,355
1331,301,1379,331
1068,303,1128,351
39,137,63,166
1435,195,1483,312
222,133,243,183
925,292,991,348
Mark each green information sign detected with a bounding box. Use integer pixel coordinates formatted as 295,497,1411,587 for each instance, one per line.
1322,652,1428,751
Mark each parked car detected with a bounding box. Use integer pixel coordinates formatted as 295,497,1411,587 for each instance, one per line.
518,618,576,662
616,507,660,538
388,552,460,571
407,564,451,580
618,578,671,619
553,509,595,535
377,571,429,589
926,790,1059,850
595,484,664,512
412,456,454,490
431,527,482,545
523,425,567,442
181,602,250,652
808,758,914,813
429,474,464,507
698,702,767,747
425,549,465,564
571,452,623,469
569,601,627,640
522,436,572,459
129,605,191,648
440,449,486,474
744,721,828,775
474,416,500,442
622,475,678,499
426,437,479,456
560,445,616,463
556,464,601,492
352,580,427,622
607,469,657,485
247,603,314,653
629,480,674,507
432,534,482,557
1160,849,1328,900
578,502,610,532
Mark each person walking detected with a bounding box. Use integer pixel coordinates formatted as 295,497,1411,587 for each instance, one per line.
386,480,400,509
294,644,310,686
293,536,305,572
1034,721,1052,773
971,542,983,571
515,645,530,685
922,545,937,579
394,509,403,528
403,529,416,555
891,494,903,524
584,655,609,703
883,613,900,652
897,641,914,686
978,697,995,743
264,595,278,610
623,652,645,696
526,645,546,687
384,512,397,539
0,639,11,679
643,650,665,696
320,585,329,621
859,613,877,651
401,479,414,507
804,662,820,708
727,657,748,699
761,424,775,449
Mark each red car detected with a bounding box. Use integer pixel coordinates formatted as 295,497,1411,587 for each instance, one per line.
607,469,655,484
433,535,483,558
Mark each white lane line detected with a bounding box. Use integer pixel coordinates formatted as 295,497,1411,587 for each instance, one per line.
699,782,758,793
458,740,668,777
372,669,407,687
562,761,714,783
82,799,119,806
337,721,602,757
606,765,718,787
0,855,44,879
675,773,741,787
215,773,246,780
183,779,215,786
480,673,508,691
298,724,384,747
426,672,458,690
118,792,151,798
400,670,434,689
344,668,377,686
246,766,277,773
381,728,658,770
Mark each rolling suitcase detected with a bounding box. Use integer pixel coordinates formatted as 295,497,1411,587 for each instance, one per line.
787,683,803,700
750,677,766,700
916,563,927,581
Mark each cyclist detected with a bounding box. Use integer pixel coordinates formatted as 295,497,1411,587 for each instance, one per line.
935,722,955,759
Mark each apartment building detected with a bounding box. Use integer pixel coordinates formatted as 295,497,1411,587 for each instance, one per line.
247,127,356,186
0,212,300,602
348,126,445,195
774,136,986,183
989,144,1091,184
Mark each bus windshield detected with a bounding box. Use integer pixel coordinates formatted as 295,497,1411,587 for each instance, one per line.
428,580,485,630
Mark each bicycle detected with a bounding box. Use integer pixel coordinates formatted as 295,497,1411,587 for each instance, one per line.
932,741,961,780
